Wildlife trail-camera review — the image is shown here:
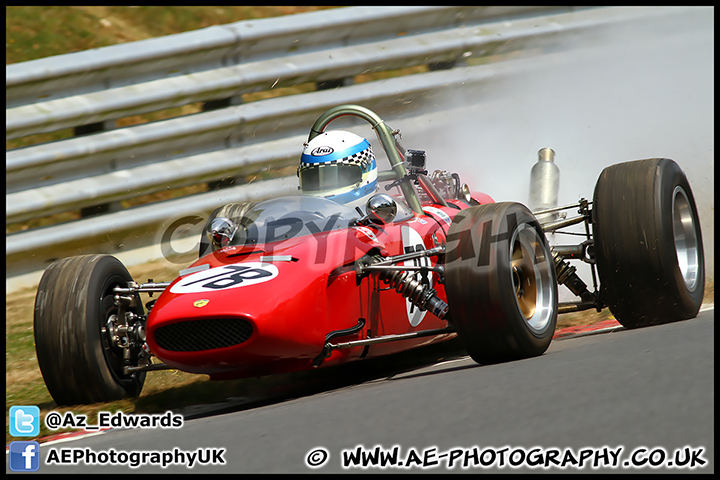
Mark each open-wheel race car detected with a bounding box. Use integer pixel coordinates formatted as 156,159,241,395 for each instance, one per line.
33,105,705,406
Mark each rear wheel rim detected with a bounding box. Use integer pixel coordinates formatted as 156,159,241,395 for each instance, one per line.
511,224,554,333
672,185,700,292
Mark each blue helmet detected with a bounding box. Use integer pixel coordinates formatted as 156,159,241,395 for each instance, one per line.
298,130,378,209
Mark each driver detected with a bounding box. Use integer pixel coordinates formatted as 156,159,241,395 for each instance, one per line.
298,130,378,210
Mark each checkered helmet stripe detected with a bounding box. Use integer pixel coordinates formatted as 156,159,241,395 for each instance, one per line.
300,145,375,171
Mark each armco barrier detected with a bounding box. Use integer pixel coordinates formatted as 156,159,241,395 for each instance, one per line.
6,6,684,291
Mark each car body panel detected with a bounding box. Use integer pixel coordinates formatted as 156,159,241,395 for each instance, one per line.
144,193,493,380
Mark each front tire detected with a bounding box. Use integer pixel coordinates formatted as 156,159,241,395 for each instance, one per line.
444,202,558,364
34,255,146,405
592,158,705,328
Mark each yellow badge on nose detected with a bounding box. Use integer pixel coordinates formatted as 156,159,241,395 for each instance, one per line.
193,299,210,308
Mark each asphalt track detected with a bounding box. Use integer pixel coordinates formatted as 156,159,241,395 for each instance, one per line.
11,306,713,474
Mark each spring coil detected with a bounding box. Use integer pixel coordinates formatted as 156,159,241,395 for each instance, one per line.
381,270,428,304
379,270,449,319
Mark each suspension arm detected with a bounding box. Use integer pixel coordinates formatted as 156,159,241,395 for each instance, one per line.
114,281,171,294
370,246,445,266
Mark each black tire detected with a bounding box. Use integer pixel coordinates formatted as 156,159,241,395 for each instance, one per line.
34,255,146,405
592,158,705,328
444,202,558,364
199,202,257,258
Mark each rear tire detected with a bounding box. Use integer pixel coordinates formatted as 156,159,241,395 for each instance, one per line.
445,202,558,364
592,158,705,328
34,255,146,405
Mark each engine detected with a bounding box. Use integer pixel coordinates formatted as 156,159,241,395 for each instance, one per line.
402,149,470,203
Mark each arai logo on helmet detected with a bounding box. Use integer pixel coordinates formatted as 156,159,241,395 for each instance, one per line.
311,146,334,156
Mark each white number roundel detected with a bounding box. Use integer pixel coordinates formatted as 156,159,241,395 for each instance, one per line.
170,263,279,294
402,226,432,327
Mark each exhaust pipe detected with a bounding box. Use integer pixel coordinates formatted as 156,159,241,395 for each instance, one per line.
529,147,560,223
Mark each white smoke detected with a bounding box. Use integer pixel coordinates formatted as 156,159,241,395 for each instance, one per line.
400,7,714,287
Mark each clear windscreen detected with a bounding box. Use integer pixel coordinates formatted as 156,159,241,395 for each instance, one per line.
220,196,360,248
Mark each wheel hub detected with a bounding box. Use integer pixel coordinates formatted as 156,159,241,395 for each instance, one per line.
510,225,554,333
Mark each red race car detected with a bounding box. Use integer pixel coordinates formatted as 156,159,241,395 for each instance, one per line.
34,105,705,405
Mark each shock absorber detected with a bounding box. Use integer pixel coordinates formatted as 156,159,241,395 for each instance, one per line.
552,252,598,305
379,269,450,320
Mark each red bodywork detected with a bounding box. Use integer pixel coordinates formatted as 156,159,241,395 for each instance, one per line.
145,193,493,380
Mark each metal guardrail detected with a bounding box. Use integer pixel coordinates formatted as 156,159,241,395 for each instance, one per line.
5,6,681,286
6,6,569,138
6,6,564,110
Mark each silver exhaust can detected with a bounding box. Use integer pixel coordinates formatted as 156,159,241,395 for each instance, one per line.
529,147,560,222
